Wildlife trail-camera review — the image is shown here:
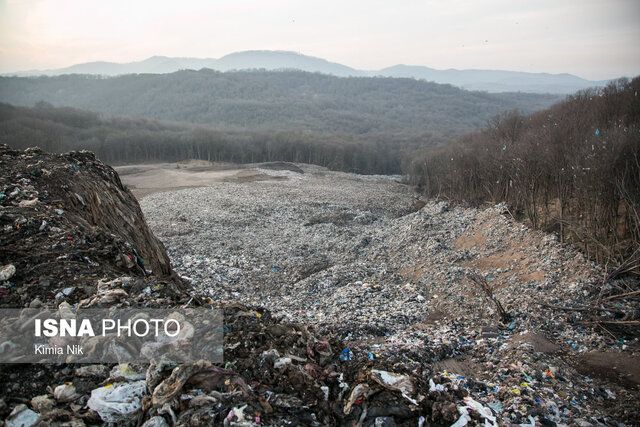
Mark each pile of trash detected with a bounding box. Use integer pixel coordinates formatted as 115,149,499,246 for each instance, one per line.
0,144,186,309
140,164,640,424
0,147,494,426
1,147,638,425
3,301,474,426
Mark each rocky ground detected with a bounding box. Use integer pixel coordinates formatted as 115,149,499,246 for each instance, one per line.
1,149,638,426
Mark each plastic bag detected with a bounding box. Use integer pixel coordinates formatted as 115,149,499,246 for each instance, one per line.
87,380,147,423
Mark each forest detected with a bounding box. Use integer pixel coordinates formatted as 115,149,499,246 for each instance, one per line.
0,102,432,174
0,70,560,135
406,77,640,275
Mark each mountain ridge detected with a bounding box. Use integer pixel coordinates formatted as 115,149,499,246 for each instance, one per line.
0,69,562,135
6,50,609,94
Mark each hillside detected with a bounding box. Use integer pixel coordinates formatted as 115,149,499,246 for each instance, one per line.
6,50,609,94
0,70,561,135
407,76,640,275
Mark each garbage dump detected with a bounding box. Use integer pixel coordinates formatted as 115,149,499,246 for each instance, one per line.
0,145,638,425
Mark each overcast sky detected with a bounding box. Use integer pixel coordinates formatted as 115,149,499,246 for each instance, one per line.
0,0,638,80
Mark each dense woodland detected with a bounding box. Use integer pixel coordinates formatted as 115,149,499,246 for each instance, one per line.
406,77,640,275
0,102,437,174
0,70,560,135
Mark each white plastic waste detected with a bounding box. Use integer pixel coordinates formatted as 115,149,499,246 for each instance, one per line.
53,383,78,402
462,396,497,425
142,415,169,427
429,378,447,392
5,404,39,427
0,264,16,281
370,370,415,395
87,380,147,423
142,416,169,427
451,396,498,427
450,406,470,427
274,357,292,371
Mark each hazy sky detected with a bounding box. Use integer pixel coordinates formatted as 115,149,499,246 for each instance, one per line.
0,0,638,80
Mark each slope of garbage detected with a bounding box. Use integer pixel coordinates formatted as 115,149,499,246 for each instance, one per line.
0,147,638,426
0,144,183,309
0,148,487,426
140,164,640,425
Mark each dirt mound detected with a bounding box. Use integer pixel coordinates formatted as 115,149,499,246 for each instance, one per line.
575,351,640,387
0,144,185,306
257,162,304,174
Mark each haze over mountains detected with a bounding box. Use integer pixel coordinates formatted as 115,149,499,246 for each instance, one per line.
7,50,609,94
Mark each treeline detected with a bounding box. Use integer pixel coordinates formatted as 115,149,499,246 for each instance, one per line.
406,77,640,275
0,102,444,174
0,70,561,136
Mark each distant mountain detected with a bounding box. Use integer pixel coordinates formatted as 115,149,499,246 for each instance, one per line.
15,56,216,77
375,65,605,94
214,51,363,77
6,50,611,94
13,51,363,78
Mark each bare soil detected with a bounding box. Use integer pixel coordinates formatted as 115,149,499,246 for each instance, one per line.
115,160,289,198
